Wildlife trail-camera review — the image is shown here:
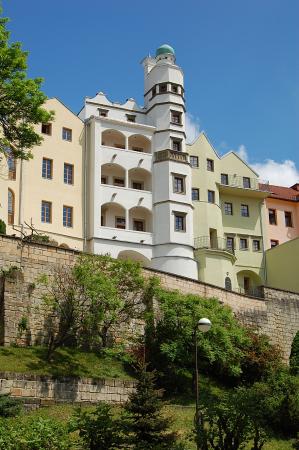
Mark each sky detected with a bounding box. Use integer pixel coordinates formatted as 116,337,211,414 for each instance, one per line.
2,0,299,186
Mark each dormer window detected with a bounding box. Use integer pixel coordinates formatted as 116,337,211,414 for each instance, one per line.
159,83,167,93
126,114,136,123
99,108,108,117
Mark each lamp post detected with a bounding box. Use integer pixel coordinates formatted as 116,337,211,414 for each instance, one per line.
194,317,212,450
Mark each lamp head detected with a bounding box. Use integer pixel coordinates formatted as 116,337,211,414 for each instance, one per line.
197,318,212,333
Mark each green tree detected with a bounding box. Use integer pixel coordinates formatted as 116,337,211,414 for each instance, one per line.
123,362,179,449
290,331,299,375
40,254,149,359
0,220,6,235
0,10,53,160
72,402,122,450
148,289,249,392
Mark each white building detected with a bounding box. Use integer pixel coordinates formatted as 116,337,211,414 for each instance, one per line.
79,44,198,279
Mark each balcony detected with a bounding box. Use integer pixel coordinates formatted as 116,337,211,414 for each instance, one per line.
219,175,270,198
154,149,189,164
194,236,235,255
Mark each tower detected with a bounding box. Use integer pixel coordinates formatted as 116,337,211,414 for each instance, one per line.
143,45,198,278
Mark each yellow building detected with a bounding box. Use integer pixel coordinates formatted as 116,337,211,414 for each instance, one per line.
265,237,299,293
0,98,84,250
189,133,269,294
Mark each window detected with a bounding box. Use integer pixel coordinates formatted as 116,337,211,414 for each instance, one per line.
225,277,232,291
221,173,229,185
42,158,53,179
173,176,185,194
190,156,199,167
243,177,251,188
64,163,74,184
253,239,261,251
133,220,144,231
8,189,14,225
126,114,136,123
174,213,186,232
208,190,215,203
152,86,156,97
41,123,52,135
63,206,73,227
101,176,107,184
8,156,16,180
41,201,52,223
172,139,182,152
113,178,125,187
270,239,279,248
241,204,249,217
207,159,214,172
192,188,199,201
171,110,182,124
115,217,126,229
285,211,293,227
240,238,248,250
62,127,72,142
268,209,277,225
224,202,233,215
159,83,167,93
226,236,234,252
171,84,178,93
132,146,143,152
98,108,108,117
132,181,143,190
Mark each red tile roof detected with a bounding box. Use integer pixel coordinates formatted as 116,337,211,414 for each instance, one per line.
259,183,299,202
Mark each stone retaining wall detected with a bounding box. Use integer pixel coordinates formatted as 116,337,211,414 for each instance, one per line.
0,235,299,361
0,372,135,405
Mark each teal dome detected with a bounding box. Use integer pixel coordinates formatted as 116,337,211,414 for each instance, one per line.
156,44,175,57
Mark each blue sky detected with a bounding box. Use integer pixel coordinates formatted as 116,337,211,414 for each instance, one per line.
3,0,299,185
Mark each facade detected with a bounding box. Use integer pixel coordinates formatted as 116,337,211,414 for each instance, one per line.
261,183,299,249
265,237,299,293
189,133,269,294
0,98,84,250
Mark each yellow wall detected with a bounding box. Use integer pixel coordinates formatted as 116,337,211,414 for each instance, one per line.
189,133,267,291
0,98,84,250
266,237,299,293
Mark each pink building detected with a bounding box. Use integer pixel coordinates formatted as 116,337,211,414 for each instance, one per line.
262,183,299,249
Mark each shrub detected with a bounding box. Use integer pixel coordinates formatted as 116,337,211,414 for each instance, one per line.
0,220,6,235
290,331,299,375
0,394,22,417
0,417,77,450
72,402,122,450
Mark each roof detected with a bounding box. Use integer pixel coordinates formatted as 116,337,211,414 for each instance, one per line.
259,183,299,202
156,44,175,57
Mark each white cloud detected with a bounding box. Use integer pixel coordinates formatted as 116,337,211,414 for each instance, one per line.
228,143,299,186
185,113,200,144
251,159,299,186
235,144,248,162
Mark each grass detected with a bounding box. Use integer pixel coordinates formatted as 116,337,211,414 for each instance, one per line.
9,404,294,450
0,346,134,380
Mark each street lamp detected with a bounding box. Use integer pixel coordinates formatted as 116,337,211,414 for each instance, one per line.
194,318,212,450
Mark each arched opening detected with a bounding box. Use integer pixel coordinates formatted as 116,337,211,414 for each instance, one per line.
101,129,126,149
8,189,15,225
101,163,126,187
128,168,152,191
129,206,152,232
225,277,232,291
118,250,151,267
290,330,299,374
128,134,151,153
236,270,262,297
101,202,126,229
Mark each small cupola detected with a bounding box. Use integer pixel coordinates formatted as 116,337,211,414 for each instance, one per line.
155,44,176,63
